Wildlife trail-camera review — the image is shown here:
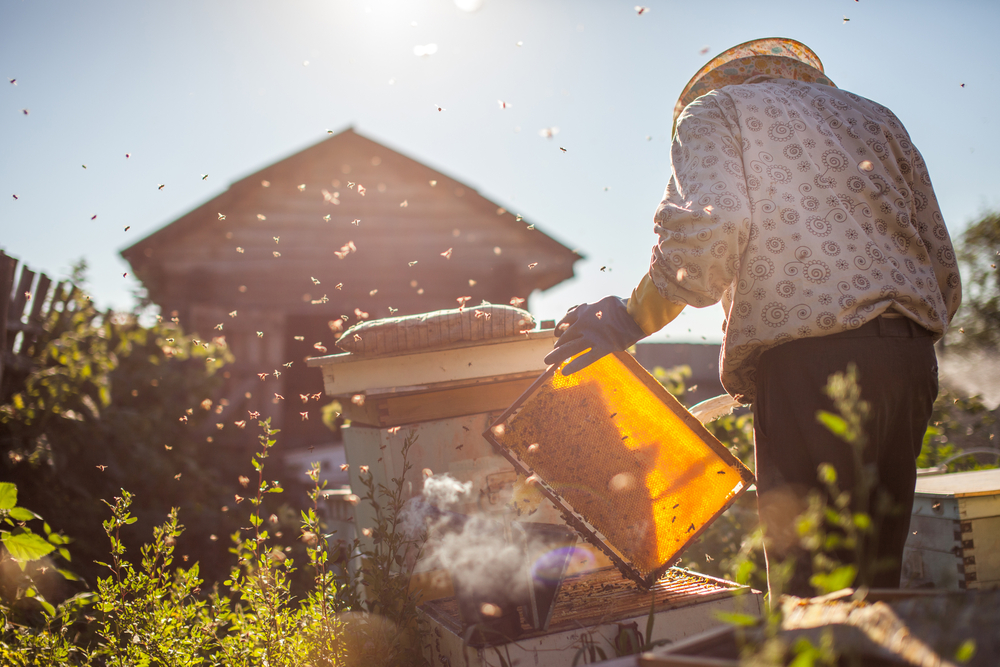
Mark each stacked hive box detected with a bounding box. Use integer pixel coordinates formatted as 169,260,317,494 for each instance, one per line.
903,468,1000,590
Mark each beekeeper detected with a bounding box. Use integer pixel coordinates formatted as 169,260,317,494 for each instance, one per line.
546,38,961,598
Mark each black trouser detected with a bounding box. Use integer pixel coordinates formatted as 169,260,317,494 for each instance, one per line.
752,315,938,599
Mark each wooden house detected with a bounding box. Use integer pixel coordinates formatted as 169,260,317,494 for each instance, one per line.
121,128,580,448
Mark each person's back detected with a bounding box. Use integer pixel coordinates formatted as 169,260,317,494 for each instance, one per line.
654,78,960,402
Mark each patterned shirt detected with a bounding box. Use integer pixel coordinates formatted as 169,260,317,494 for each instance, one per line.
649,79,961,402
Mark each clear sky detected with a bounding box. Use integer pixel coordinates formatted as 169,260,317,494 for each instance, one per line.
3,0,998,343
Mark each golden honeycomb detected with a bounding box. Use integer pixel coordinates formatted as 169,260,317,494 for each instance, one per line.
489,351,753,584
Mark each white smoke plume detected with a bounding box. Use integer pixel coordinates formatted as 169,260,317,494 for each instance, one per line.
399,473,471,538
433,514,527,607
400,473,528,607
422,474,472,509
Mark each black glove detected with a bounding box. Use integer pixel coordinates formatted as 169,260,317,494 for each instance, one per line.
543,295,647,375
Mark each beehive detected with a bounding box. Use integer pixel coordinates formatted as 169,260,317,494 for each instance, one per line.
903,468,1000,590
484,351,754,588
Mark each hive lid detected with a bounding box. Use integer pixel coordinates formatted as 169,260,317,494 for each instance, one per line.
335,305,535,356
914,468,1000,498
484,351,754,589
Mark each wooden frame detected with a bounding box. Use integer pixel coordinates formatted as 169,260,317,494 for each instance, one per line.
483,351,755,590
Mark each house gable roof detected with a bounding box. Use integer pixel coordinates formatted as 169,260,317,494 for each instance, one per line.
122,128,580,315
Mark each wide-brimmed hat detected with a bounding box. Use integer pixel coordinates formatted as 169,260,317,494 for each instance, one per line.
673,38,835,134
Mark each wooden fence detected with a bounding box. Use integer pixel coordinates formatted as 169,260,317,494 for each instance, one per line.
0,250,254,444
0,250,86,402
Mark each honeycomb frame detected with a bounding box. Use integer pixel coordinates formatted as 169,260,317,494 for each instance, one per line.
484,351,755,589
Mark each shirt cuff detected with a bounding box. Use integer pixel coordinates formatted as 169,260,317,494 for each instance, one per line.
626,274,686,336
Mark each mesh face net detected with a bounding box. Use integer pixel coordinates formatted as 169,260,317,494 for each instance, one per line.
487,351,754,587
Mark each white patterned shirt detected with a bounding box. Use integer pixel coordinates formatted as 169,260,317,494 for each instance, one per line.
649,79,961,402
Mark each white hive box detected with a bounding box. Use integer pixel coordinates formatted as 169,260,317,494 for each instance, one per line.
307,330,555,402
307,331,579,600
902,467,1000,590
306,333,559,513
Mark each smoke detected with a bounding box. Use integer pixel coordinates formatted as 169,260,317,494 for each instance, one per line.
399,473,471,538
434,514,526,607
422,474,472,509
399,473,527,607
401,472,580,623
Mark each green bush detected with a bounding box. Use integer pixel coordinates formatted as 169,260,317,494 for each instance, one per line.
86,419,347,666
0,292,244,590
954,210,1000,349
0,420,437,666
920,388,998,472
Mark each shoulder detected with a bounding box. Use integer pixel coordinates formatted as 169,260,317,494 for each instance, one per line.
676,91,739,140
781,81,903,124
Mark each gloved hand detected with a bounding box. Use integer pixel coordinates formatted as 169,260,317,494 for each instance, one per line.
543,295,647,375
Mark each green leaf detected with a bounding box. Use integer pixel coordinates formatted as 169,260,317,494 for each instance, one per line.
37,596,55,617
816,411,849,438
824,534,844,551
715,611,759,627
852,513,872,531
823,507,842,525
810,564,857,595
735,559,757,586
816,463,837,486
0,483,17,510
2,531,56,561
789,637,819,667
8,507,38,521
57,568,80,581
955,638,976,663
